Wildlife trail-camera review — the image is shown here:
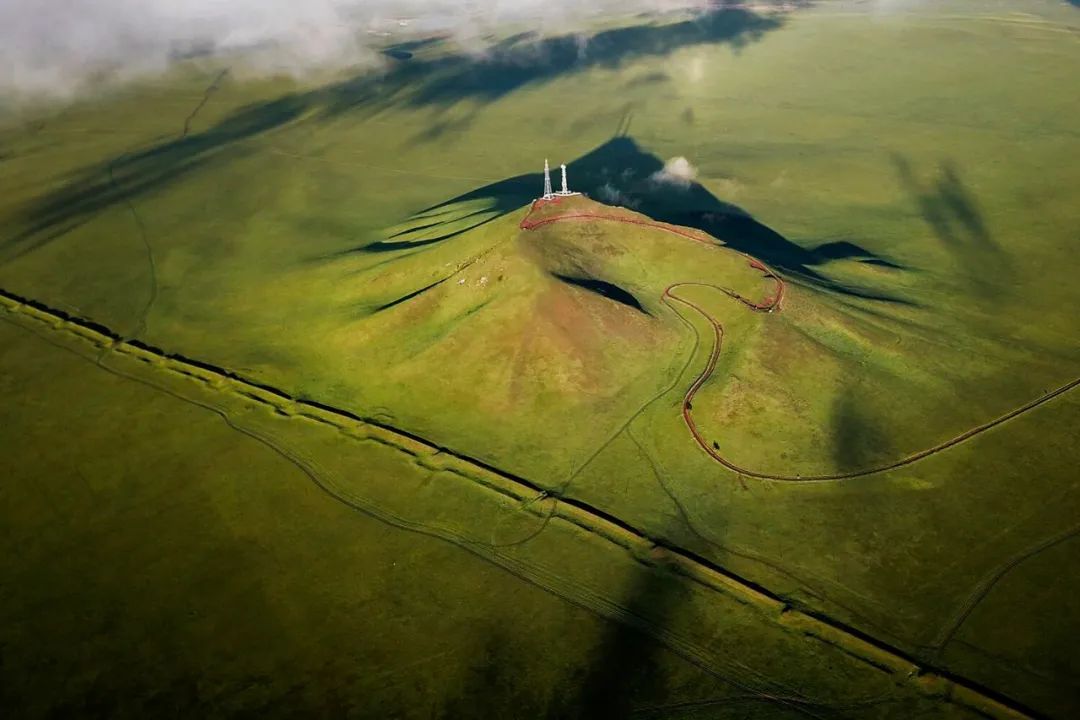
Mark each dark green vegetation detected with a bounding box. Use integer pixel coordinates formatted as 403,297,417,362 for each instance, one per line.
2,1,1079,717
0,302,1012,719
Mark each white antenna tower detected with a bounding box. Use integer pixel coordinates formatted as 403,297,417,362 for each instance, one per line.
543,159,553,199
560,164,569,194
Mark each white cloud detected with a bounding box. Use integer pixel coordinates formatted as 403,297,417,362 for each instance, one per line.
649,156,698,188
596,182,639,209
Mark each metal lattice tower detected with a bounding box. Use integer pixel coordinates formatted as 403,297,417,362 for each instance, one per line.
560,164,568,194
543,159,553,199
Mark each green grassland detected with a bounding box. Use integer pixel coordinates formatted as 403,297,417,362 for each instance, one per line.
2,0,1079,716
1,307,1006,719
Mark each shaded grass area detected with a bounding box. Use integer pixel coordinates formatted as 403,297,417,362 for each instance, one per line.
0,323,710,718
401,135,910,304
941,534,1080,716
352,5,786,111
2,93,307,264
552,271,650,315
0,316,1000,720
891,155,1010,300
0,319,716,718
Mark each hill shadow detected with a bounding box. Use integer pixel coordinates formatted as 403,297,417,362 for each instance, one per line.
380,135,908,305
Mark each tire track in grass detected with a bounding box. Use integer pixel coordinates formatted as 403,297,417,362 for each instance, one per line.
926,522,1080,659
0,309,838,720
107,162,156,341
182,69,230,139
107,68,229,342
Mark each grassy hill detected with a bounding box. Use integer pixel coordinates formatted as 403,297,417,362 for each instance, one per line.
2,1,1079,715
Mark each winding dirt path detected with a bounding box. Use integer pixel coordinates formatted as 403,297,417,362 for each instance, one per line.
519,199,1079,483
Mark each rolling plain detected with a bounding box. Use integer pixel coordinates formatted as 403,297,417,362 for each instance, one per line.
2,1,1079,717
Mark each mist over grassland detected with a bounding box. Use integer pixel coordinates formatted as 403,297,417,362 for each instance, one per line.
0,0,725,102
6,0,976,105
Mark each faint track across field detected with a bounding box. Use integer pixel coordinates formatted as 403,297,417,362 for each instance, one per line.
0,284,1047,719
0,295,900,720
104,68,230,343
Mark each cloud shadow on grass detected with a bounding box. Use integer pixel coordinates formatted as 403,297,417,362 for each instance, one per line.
2,93,309,263
831,388,894,473
891,155,1010,300
434,564,685,718
3,4,810,264
331,5,784,114
433,536,816,718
